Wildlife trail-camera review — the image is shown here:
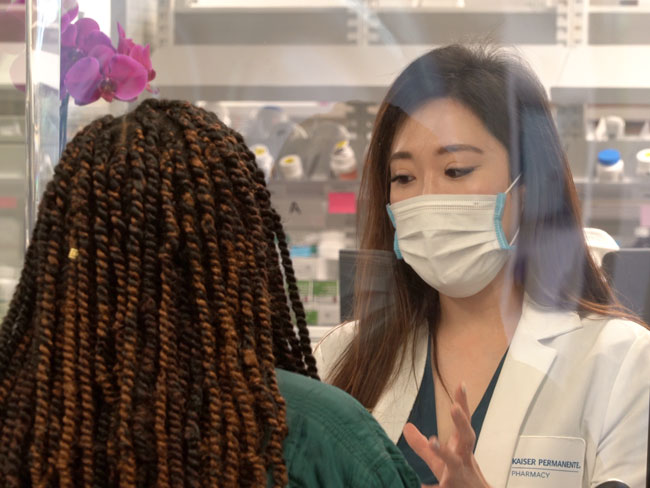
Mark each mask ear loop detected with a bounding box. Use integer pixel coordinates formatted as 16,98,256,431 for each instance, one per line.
505,174,522,247
495,174,523,250
508,228,520,246
505,173,522,194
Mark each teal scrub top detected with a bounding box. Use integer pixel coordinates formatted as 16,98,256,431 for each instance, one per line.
274,368,420,488
396,337,507,485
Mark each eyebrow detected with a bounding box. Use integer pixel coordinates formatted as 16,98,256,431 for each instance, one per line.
437,144,484,155
388,144,484,164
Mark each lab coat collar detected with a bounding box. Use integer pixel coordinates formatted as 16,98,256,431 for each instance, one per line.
372,323,429,444
474,294,583,487
371,293,584,469
516,293,584,341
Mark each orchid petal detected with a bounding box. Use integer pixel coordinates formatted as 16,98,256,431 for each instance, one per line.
74,17,99,50
88,44,115,74
61,3,79,32
116,21,135,55
80,30,112,55
128,43,152,71
60,46,79,94
61,23,77,47
105,54,147,101
117,22,126,39
64,56,102,105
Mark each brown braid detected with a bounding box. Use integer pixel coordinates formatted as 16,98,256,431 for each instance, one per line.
0,99,318,487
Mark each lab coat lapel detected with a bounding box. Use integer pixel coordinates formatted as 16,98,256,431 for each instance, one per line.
372,324,429,444
474,297,583,487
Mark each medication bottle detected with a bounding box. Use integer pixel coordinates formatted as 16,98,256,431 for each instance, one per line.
596,116,625,141
330,140,358,180
251,144,274,181
636,148,650,176
596,149,624,182
279,154,304,180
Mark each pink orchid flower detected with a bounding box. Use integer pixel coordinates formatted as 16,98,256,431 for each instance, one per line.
64,49,148,105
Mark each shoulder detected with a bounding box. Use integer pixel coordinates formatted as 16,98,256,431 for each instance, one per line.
558,315,650,390
276,366,366,419
275,369,419,488
580,315,650,357
312,321,358,381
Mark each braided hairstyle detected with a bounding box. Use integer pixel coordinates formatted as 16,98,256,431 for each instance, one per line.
0,99,318,488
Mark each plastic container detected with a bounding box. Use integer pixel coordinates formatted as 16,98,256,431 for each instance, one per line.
596,116,625,141
636,148,650,176
330,140,358,180
251,144,274,181
596,149,624,182
279,154,304,180
242,106,308,159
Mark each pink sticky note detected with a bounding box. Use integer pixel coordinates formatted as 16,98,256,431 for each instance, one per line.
328,192,356,215
641,204,650,227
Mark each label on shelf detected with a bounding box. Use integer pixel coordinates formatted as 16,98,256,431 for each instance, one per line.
328,192,356,214
305,309,319,326
312,280,338,303
273,195,327,229
296,280,311,303
304,303,340,326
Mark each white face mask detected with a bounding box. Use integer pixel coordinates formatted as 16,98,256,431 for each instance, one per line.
386,175,521,298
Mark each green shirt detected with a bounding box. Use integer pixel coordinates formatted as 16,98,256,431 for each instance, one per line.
274,368,420,488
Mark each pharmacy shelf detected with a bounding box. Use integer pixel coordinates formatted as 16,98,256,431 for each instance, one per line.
267,179,359,194
152,44,568,102
551,46,650,105
267,179,359,231
153,43,650,104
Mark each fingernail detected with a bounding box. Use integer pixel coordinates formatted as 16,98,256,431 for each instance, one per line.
429,437,440,450
461,382,467,396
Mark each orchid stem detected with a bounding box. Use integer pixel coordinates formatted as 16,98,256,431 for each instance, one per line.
59,93,69,159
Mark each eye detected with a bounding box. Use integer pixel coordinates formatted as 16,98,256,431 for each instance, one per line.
390,174,414,185
445,167,475,178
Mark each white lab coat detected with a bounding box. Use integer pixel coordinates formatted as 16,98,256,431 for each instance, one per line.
314,295,650,487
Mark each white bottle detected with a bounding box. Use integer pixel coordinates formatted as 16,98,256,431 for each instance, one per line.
251,144,274,181
279,154,304,181
330,140,358,180
596,149,624,182
636,148,650,176
596,116,626,141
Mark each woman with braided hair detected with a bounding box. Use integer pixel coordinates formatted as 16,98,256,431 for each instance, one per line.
0,99,419,488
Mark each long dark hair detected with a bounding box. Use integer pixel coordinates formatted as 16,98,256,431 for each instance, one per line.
330,44,641,409
0,99,317,487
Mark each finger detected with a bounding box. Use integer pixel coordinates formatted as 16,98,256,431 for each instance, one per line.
454,382,471,420
403,424,445,478
450,404,476,458
429,436,462,471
